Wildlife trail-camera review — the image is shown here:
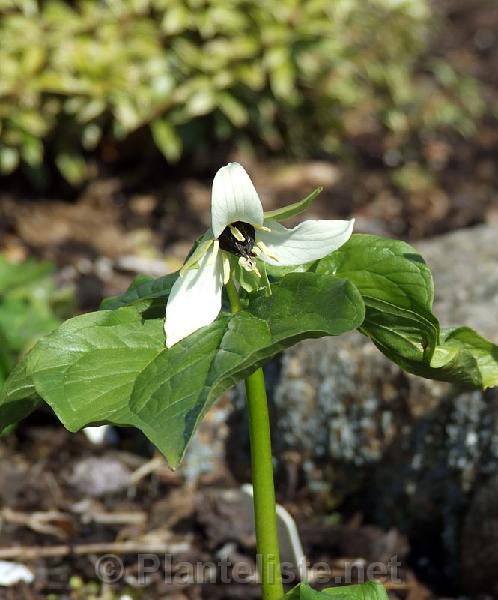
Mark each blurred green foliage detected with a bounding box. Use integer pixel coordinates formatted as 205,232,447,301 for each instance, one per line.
0,0,485,183
0,255,73,389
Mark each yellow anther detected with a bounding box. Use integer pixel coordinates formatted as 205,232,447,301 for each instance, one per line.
256,241,279,262
222,254,231,284
254,224,271,232
208,240,219,266
229,225,245,241
239,256,261,278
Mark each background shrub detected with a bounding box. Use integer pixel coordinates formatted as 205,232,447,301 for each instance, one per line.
0,0,485,184
0,256,73,391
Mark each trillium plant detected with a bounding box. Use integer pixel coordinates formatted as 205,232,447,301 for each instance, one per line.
2,163,498,600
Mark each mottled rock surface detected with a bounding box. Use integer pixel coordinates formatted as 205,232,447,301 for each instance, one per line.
417,224,498,337
461,472,498,598
231,224,498,594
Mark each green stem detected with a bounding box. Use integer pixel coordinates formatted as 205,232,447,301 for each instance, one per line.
225,278,284,600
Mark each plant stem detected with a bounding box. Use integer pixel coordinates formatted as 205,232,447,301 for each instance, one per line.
225,277,242,312
225,278,284,600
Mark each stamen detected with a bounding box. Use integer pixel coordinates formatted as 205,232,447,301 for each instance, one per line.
256,241,279,262
208,240,219,266
229,225,245,241
254,224,271,232
252,245,262,256
222,254,231,284
218,221,256,259
239,256,261,278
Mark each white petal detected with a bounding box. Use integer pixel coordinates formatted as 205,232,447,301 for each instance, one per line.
165,247,224,348
258,219,354,266
211,162,264,238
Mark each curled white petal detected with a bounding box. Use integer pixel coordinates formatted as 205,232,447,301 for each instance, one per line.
257,219,354,266
211,162,264,238
165,247,224,348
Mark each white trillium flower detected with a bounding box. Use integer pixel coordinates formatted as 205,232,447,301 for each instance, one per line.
165,162,354,348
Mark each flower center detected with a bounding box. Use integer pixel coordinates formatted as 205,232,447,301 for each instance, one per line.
218,221,256,259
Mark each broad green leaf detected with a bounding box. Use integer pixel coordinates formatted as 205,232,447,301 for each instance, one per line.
282,583,331,599
130,273,364,466
323,581,388,600
2,273,364,465
269,235,498,389
436,327,498,389
382,326,498,388
24,305,165,431
264,187,323,221
315,234,434,311
101,273,178,310
282,581,388,600
313,234,498,389
0,359,40,435
277,234,439,365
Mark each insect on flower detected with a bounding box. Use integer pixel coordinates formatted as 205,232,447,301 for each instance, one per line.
165,162,354,347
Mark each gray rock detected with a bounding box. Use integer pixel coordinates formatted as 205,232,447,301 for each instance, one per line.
252,225,498,591
68,456,132,497
417,224,498,339
461,472,498,598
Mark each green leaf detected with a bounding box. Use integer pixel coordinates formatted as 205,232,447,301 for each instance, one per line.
264,187,323,221
0,147,20,174
322,581,388,600
129,273,363,466
436,328,498,389
0,297,60,352
100,273,178,310
217,92,249,126
282,583,329,599
0,359,40,435
55,152,86,185
0,329,14,387
2,273,364,465
315,234,434,311
0,256,54,293
151,119,182,161
313,234,498,389
24,305,165,431
0,256,67,355
281,581,388,600
385,326,498,389
0,255,70,428
142,274,360,457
